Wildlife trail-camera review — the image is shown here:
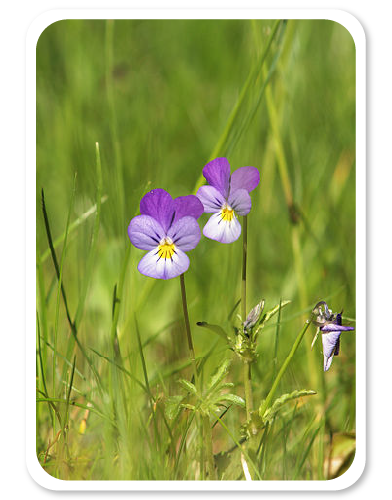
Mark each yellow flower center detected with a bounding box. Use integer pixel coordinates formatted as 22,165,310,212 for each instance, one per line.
157,238,176,260
221,206,234,222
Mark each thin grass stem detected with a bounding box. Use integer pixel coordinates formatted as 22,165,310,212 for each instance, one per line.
179,273,198,386
241,215,253,422
259,320,311,418
179,273,216,480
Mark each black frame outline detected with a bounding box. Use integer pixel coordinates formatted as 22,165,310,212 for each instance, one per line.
22,4,376,498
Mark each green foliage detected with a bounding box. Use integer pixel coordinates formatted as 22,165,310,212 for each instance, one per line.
36,18,356,480
260,389,317,423
169,357,245,419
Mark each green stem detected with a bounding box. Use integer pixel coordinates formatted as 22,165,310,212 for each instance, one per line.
243,360,253,422
179,273,206,479
241,216,253,420
203,415,216,480
179,273,198,386
241,216,248,322
259,320,311,418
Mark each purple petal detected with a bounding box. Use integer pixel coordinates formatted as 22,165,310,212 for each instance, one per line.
203,158,231,198
334,337,340,356
172,195,204,224
321,324,354,332
167,216,201,251
196,185,226,213
202,212,242,244
228,188,252,216
322,331,342,359
140,189,174,233
128,215,165,250
137,247,190,280
230,166,260,193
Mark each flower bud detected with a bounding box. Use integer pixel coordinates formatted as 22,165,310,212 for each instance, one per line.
243,300,265,330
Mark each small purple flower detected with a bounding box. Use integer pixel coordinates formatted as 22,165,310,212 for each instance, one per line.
128,189,204,280
312,302,355,371
196,157,260,244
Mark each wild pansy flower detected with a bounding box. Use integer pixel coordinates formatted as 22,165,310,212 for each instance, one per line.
196,157,260,243
128,188,203,280
312,301,355,371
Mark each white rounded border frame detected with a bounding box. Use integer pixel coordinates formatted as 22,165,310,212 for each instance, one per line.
26,8,366,492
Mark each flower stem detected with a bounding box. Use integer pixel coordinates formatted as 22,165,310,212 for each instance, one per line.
243,360,253,422
241,216,253,420
179,273,198,386
241,216,248,322
180,273,212,479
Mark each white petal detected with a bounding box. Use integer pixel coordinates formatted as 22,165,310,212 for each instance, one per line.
137,246,190,280
202,212,242,244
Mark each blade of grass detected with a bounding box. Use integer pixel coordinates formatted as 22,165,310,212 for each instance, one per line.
193,19,284,192
293,421,322,479
215,413,262,480
90,347,147,394
73,142,103,330
259,320,311,418
134,315,161,450
36,313,55,428
53,173,76,412
40,195,108,264
105,19,125,234
272,298,283,380
41,187,102,394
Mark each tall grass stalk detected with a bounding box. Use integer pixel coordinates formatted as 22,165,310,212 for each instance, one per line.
241,215,254,422
105,19,125,234
259,320,311,418
262,61,319,390
193,19,284,192
52,174,76,426
179,273,213,479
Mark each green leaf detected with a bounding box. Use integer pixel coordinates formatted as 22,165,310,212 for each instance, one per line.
207,358,232,393
196,321,228,342
164,395,184,420
178,378,197,395
180,403,196,411
260,389,316,422
219,394,245,408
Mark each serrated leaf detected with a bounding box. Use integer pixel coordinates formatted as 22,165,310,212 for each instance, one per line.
219,393,245,408
207,358,232,393
165,395,184,420
178,378,197,395
260,389,316,422
218,382,234,390
196,321,228,342
180,403,196,411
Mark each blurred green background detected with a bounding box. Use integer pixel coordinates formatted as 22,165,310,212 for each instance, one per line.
36,19,356,480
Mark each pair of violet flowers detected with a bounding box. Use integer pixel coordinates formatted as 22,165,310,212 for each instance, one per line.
128,157,260,280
